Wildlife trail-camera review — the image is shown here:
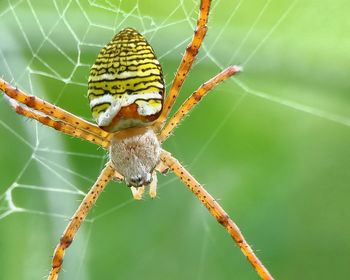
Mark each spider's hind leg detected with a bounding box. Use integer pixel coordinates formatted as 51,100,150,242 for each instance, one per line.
0,78,110,143
4,96,110,148
159,65,241,142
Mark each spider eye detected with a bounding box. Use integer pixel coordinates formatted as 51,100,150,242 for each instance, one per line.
128,175,143,187
88,27,165,132
128,173,152,187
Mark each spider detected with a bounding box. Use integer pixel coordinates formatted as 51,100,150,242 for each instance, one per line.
0,1,273,279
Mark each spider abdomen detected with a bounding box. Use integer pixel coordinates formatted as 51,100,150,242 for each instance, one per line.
88,28,165,132
109,127,160,187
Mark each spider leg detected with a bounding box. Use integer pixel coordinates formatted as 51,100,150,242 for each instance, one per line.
159,66,241,142
0,78,109,139
149,171,158,198
155,161,169,174
159,149,274,280
48,161,115,280
113,170,124,181
8,98,110,148
155,0,211,129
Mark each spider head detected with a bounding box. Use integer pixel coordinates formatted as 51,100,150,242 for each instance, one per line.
127,173,152,187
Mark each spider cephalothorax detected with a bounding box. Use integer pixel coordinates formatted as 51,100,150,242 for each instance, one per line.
0,1,273,280
110,126,160,188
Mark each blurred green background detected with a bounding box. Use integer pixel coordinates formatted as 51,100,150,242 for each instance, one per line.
0,0,349,279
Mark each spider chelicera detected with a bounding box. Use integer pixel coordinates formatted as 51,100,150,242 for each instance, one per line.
0,1,273,279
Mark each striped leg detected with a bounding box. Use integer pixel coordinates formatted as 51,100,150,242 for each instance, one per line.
158,66,241,142
48,162,115,280
160,150,274,280
0,78,109,140
10,100,110,148
155,160,169,174
155,0,211,129
149,171,158,198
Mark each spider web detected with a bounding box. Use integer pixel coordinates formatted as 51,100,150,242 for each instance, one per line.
1,0,350,279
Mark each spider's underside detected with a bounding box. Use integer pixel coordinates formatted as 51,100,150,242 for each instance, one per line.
0,0,274,280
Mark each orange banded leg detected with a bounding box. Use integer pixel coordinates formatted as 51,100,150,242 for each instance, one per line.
160,150,274,280
159,66,241,142
155,0,211,129
48,162,115,280
11,102,110,148
155,161,169,174
0,78,109,139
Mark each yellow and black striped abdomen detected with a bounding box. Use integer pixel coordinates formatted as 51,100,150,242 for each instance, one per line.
88,28,164,132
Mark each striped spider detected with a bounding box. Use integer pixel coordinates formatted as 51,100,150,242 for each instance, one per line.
0,1,273,279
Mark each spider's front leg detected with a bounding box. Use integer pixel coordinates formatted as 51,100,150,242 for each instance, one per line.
48,162,116,280
159,149,274,280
